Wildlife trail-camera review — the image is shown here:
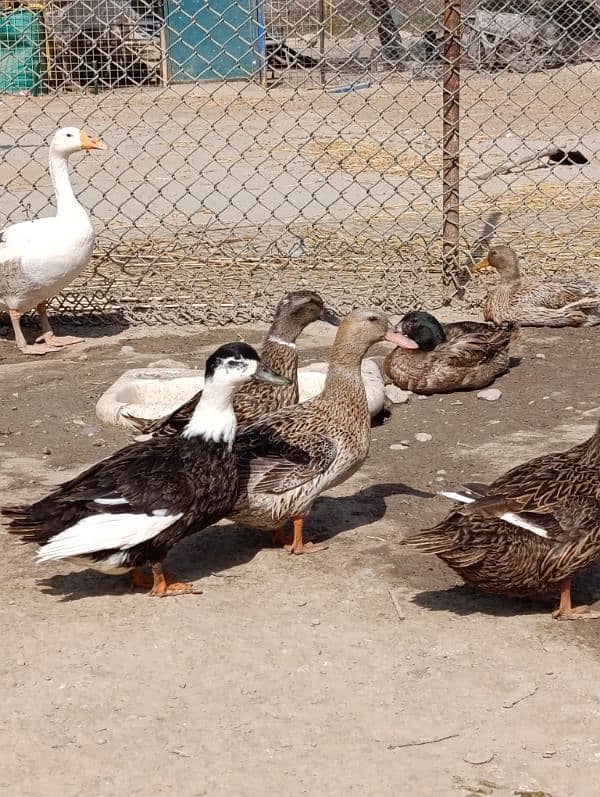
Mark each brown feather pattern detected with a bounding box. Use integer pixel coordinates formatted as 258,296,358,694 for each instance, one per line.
404,422,600,598
384,319,517,394
480,245,600,327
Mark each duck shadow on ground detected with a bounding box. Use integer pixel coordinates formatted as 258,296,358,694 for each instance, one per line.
37,481,433,601
410,563,600,618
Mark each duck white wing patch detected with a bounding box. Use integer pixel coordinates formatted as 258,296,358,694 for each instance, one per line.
439,491,548,538
94,497,129,506
37,512,183,562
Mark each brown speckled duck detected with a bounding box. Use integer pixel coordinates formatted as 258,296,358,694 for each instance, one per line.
230,308,419,554
475,245,600,327
125,290,339,436
4,343,289,597
383,310,518,394
404,421,600,620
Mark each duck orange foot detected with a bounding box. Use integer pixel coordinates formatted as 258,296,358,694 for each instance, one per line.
284,517,329,555
142,564,203,598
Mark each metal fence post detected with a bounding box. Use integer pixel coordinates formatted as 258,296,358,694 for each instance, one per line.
442,0,461,292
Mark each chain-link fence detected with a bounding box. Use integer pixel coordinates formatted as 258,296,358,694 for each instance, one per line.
1,0,599,326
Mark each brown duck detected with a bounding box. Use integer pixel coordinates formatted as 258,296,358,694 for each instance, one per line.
230,308,419,554
125,290,339,436
475,245,600,327
384,310,518,394
404,421,600,619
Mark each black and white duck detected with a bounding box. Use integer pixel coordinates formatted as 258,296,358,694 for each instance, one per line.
125,290,339,437
3,342,288,596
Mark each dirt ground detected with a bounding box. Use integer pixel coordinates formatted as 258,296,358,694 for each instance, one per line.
1,315,599,797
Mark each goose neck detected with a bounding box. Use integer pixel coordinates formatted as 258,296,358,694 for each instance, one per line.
49,149,80,217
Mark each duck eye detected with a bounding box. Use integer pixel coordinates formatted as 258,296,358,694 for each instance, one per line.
368,315,378,322
66,133,73,137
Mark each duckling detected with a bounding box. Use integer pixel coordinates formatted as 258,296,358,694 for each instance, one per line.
404,421,600,619
230,308,419,554
383,310,518,394
3,343,288,596
125,290,339,436
475,245,600,327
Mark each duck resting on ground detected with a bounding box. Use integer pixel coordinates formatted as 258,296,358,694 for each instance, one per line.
475,245,600,327
403,421,600,620
3,343,289,596
1,127,108,354
124,290,340,437
383,310,518,394
230,308,419,554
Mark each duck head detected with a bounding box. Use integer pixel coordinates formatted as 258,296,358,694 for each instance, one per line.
183,342,289,443
270,290,340,341
399,311,445,352
474,245,521,282
50,127,108,157
204,342,290,389
331,308,419,363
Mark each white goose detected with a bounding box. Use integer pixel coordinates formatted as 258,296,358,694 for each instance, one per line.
1,127,107,355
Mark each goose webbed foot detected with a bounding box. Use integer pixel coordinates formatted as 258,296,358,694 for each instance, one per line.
284,517,329,555
36,331,83,348
35,301,82,347
149,563,202,598
17,342,55,355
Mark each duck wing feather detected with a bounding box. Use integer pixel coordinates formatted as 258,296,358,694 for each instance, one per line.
4,437,235,541
440,321,517,367
236,408,337,495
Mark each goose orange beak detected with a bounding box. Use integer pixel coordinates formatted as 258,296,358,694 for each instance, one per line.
473,257,490,272
80,130,108,151
385,326,419,349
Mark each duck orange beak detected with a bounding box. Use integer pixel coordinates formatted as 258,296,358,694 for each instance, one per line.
385,326,419,349
80,130,108,151
473,257,490,272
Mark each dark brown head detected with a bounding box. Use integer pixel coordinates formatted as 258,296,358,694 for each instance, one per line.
474,245,521,283
269,290,340,342
399,311,446,352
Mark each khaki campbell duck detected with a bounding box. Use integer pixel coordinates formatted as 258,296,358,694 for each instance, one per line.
230,308,419,554
4,343,289,597
384,310,518,394
404,421,600,620
1,127,108,354
475,245,600,327
125,290,339,436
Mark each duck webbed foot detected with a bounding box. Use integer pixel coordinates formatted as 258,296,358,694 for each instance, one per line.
552,579,600,620
284,517,329,555
149,563,202,598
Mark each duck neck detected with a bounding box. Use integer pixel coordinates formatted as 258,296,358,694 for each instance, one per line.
49,149,81,218
260,335,298,381
267,312,304,344
322,336,369,401
182,377,238,446
499,262,522,288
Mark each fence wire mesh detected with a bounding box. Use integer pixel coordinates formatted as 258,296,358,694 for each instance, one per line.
1,0,600,326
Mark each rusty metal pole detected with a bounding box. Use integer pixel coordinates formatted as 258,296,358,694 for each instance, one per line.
442,0,461,291
318,0,326,86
